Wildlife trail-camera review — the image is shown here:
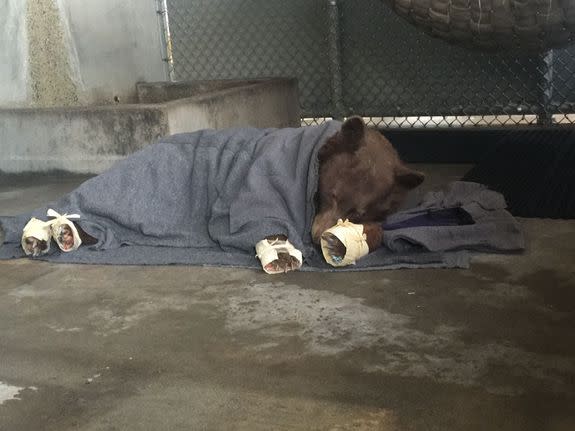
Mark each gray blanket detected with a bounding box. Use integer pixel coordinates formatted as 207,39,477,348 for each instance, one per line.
0,124,522,271
383,182,525,253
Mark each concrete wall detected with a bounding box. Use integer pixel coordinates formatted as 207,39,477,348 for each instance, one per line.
0,0,166,108
166,79,301,133
0,80,301,174
0,0,29,106
0,106,168,173
59,0,167,105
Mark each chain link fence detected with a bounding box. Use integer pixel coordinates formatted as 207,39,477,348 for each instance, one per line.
163,0,575,128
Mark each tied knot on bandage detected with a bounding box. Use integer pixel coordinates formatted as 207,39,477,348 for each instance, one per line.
321,219,369,267
46,209,83,252
255,238,303,274
46,209,81,223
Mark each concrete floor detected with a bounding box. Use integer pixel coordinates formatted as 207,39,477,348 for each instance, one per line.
1,165,574,431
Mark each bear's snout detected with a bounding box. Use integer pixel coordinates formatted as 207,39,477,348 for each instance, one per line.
311,211,339,244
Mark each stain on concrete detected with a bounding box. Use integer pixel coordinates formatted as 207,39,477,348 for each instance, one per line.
522,269,575,313
214,281,417,356
201,281,575,395
0,381,24,405
0,375,138,431
456,263,535,306
85,295,192,336
26,0,79,107
469,262,512,282
327,410,398,431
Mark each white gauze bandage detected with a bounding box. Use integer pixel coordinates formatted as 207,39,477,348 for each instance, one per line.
321,219,369,267
47,209,82,252
255,238,303,274
21,218,53,255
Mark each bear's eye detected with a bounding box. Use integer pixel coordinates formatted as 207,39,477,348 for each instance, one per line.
327,190,338,201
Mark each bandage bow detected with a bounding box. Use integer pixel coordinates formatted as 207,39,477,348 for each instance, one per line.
47,208,83,252
47,208,81,222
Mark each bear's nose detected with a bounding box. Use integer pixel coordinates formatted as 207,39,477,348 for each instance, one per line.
312,213,338,244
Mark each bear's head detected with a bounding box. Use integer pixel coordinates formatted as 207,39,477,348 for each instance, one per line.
312,117,424,244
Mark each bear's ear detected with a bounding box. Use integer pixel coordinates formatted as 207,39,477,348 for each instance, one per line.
395,164,425,189
318,116,367,162
340,116,366,153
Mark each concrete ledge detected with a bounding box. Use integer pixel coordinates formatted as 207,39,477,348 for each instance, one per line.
0,79,300,174
136,79,265,103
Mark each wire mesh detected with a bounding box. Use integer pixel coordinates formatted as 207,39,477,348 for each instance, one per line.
165,0,575,127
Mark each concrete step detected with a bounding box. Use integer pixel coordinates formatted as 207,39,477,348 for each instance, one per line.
0,79,300,174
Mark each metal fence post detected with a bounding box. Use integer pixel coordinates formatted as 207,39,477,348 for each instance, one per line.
327,0,345,120
537,50,554,126
156,0,175,82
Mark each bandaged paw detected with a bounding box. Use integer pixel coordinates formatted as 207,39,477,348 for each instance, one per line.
47,209,82,252
21,217,53,256
321,219,369,267
255,238,303,274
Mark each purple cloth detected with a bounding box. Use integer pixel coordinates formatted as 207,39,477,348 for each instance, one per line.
383,208,474,231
